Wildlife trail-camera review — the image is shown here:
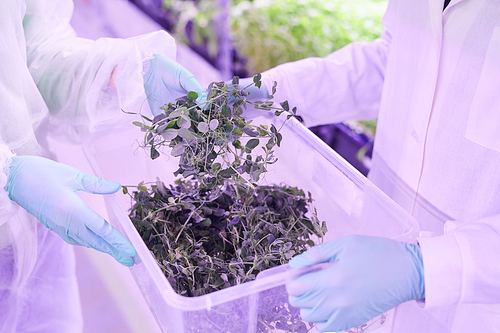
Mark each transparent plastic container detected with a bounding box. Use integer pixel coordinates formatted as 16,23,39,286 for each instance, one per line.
83,116,419,333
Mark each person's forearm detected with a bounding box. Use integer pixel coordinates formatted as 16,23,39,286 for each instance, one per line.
261,0,397,128
262,35,390,128
24,0,177,142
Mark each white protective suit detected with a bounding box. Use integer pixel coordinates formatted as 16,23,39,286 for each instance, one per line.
0,1,176,332
262,0,500,331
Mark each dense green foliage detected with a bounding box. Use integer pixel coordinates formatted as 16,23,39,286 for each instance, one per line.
163,0,387,74
126,75,326,295
126,77,327,331
231,0,387,74
130,179,326,297
129,75,295,193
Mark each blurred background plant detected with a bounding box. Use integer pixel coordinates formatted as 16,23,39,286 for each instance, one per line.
163,0,387,74
230,0,387,74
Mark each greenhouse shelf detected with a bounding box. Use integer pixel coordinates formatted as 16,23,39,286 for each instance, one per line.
83,115,418,333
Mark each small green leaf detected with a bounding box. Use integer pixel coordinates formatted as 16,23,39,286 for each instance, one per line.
221,105,231,118
159,102,172,111
266,138,275,150
156,123,168,133
280,101,290,111
219,168,237,178
256,127,268,136
169,108,185,119
243,127,259,137
250,170,262,182
209,119,219,131
276,133,283,147
246,139,259,150
322,221,328,234
151,146,160,160
232,140,242,149
137,181,148,192
224,120,233,132
270,124,277,134
285,250,296,260
200,218,212,227
171,142,186,156
122,186,128,195
233,105,243,116
232,128,244,136
187,91,199,101
212,162,221,171
166,120,177,129
198,122,209,133
177,115,191,129
161,129,178,140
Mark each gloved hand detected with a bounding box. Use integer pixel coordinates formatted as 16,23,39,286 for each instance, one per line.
4,156,136,267
286,235,425,332
143,54,207,116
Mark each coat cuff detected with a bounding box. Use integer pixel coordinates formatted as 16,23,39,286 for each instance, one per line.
113,30,176,120
418,230,463,308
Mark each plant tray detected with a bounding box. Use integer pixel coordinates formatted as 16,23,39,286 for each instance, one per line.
83,115,419,333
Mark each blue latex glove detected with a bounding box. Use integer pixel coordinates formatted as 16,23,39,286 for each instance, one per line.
143,54,207,116
286,235,425,332
4,156,136,267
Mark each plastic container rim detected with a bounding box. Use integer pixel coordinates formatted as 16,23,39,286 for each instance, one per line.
83,116,418,312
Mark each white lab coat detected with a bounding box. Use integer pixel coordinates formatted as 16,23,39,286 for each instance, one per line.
262,0,500,331
0,1,176,331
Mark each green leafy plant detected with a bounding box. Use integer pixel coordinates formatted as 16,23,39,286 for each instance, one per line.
124,75,327,331
129,178,326,297
230,0,387,73
163,0,386,74
130,75,296,193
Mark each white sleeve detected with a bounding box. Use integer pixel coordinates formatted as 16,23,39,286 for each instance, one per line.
24,0,177,141
0,143,17,226
261,2,395,128
418,216,500,307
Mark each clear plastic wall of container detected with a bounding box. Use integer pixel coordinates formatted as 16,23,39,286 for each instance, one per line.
83,115,419,333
